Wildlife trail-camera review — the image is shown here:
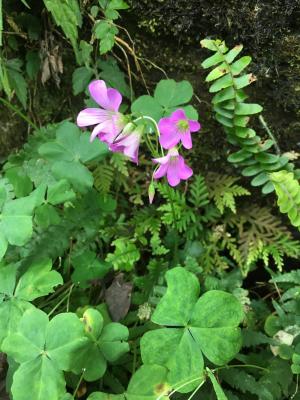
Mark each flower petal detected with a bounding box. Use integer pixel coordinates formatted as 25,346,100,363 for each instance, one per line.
159,131,181,149
154,163,168,179
107,88,122,112
89,80,110,109
178,156,193,180
167,160,181,187
158,117,174,136
170,108,187,123
77,108,109,127
189,120,201,132
180,131,193,149
90,119,119,142
153,153,171,165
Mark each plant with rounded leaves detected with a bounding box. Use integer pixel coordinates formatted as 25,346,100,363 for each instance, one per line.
141,267,244,393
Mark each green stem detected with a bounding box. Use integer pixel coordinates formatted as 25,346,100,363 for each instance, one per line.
259,115,280,155
73,368,86,397
167,183,179,264
0,97,38,130
47,286,74,318
213,363,269,373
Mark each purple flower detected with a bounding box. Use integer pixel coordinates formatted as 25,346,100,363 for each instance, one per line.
109,124,143,164
77,80,126,143
153,148,193,187
158,109,201,150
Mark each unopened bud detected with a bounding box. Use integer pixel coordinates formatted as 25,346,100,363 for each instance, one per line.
148,182,155,204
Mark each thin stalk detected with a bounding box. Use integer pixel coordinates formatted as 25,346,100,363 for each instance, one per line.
259,115,281,155
213,363,269,373
47,285,74,318
0,97,38,130
187,380,206,399
156,376,204,400
73,368,86,397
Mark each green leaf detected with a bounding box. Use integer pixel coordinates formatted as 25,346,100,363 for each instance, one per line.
206,63,228,82
106,239,140,271
11,357,66,400
212,87,235,104
234,74,256,89
228,150,252,163
98,58,131,98
201,52,224,69
230,56,251,75
235,103,263,115
209,74,233,93
5,166,33,197
0,186,45,247
34,204,60,228
189,290,244,365
47,179,76,205
151,266,200,326
14,259,63,301
2,307,48,362
250,172,269,187
0,232,7,261
71,250,111,288
43,0,82,50
141,328,204,392
72,66,93,95
88,393,125,400
126,365,170,400
131,95,163,121
75,309,129,381
39,121,108,192
6,62,28,108
141,268,243,393
271,171,300,228
0,298,33,346
154,79,193,108
224,44,243,63
0,263,18,297
46,312,88,371
207,369,228,400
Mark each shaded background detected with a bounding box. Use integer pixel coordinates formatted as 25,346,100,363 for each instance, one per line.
1,0,300,168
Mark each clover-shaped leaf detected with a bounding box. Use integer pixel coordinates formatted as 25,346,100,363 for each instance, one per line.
76,308,129,381
71,250,111,288
87,364,169,400
141,267,244,393
2,308,88,400
39,121,108,193
0,259,62,346
131,79,198,122
0,185,45,260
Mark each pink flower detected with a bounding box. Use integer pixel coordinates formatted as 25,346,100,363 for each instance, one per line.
153,148,193,187
77,80,126,143
109,124,143,164
158,109,201,150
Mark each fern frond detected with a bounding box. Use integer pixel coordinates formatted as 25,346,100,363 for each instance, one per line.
201,39,299,196
227,206,299,272
110,152,129,177
189,174,210,208
207,173,250,214
270,170,300,229
93,164,114,195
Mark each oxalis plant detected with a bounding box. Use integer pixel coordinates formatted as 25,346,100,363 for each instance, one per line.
0,34,299,400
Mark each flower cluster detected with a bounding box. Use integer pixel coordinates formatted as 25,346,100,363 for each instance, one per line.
77,80,201,191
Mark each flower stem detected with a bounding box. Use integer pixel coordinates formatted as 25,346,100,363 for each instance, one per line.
0,97,38,130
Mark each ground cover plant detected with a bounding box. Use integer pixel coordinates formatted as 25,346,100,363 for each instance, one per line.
0,1,300,399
